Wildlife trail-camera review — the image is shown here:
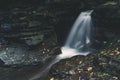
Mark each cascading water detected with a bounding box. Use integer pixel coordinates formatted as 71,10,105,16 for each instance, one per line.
29,10,93,80
61,10,93,57
65,10,92,50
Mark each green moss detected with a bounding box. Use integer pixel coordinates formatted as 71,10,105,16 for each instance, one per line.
100,50,107,55
117,55,120,60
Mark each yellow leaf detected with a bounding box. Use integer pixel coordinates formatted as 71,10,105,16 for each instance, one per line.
79,61,82,64
50,77,54,80
99,62,106,65
87,67,92,72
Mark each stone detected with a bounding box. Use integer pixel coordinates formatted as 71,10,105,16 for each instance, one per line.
0,59,4,66
0,6,61,67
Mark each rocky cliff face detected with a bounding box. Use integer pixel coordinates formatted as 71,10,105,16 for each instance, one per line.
0,5,61,66
91,1,120,48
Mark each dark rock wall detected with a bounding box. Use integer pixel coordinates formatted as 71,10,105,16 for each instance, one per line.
0,3,61,66
0,0,111,45
92,4,120,44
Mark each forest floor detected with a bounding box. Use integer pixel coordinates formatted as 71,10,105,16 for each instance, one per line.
48,38,120,80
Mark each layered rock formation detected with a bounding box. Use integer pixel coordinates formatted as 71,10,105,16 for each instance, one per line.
0,6,61,66
0,0,119,80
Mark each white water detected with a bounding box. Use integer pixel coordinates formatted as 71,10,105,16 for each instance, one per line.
29,10,93,80
65,10,93,50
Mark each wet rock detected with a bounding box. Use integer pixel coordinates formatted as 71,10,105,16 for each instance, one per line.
92,1,120,41
0,6,61,67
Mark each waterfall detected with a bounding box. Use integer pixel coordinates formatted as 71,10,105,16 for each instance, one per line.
29,10,93,80
61,10,93,58
65,10,93,50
